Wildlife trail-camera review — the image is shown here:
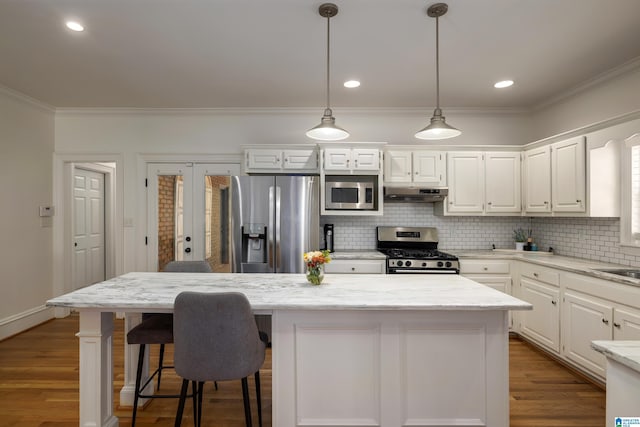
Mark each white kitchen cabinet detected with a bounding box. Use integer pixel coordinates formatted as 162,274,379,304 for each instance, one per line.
324,259,386,274
552,137,586,212
323,148,380,172
523,146,551,213
461,259,513,328
383,149,446,186
614,306,640,340
245,148,318,173
440,151,520,215
485,152,521,213
518,264,560,353
523,137,585,214
446,152,484,213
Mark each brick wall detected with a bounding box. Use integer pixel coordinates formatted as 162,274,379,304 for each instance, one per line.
205,176,231,273
157,175,177,271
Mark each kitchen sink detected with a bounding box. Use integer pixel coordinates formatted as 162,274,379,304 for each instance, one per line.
595,268,640,279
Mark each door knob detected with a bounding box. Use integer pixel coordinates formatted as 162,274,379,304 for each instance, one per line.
185,248,191,253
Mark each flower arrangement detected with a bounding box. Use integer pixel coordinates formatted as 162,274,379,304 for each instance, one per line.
303,250,331,285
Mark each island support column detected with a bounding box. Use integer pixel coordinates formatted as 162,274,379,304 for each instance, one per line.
77,311,118,427
272,309,509,427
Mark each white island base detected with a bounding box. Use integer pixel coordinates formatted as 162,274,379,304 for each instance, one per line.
273,309,509,427
47,272,530,427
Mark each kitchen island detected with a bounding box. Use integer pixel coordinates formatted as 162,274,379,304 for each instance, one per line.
47,272,531,427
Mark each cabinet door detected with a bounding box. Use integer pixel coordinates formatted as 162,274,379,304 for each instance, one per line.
519,277,560,352
413,151,446,186
352,149,380,171
614,306,640,340
283,149,318,171
562,291,612,378
485,152,521,213
524,146,551,213
384,150,413,183
446,152,484,213
323,148,352,170
246,149,282,170
552,137,586,212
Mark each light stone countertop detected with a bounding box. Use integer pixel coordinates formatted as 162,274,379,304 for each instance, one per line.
591,340,640,374
449,249,640,288
329,250,387,260
46,272,532,312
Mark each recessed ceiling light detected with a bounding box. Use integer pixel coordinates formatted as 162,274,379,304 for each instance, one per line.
66,21,84,32
494,80,514,89
344,80,361,88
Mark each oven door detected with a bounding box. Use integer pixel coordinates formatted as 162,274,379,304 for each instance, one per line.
325,181,374,210
387,267,459,274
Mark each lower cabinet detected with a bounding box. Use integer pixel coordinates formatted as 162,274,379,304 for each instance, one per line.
460,259,513,328
519,276,560,353
324,259,386,274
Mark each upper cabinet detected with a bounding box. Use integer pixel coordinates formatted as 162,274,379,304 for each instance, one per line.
437,151,521,215
523,137,586,214
244,147,318,174
383,150,446,186
323,148,381,173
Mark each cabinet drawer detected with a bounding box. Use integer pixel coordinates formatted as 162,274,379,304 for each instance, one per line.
460,260,510,274
324,259,386,274
520,264,559,286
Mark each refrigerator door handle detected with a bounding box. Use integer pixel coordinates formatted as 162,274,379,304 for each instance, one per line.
268,186,275,269
275,186,282,270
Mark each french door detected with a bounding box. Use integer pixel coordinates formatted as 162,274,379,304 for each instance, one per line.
147,162,240,272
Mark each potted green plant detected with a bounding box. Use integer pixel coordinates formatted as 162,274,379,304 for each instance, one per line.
513,228,527,251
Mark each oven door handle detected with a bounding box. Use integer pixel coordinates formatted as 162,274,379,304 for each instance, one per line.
389,269,459,274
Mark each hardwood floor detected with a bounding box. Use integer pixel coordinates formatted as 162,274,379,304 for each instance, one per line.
0,315,605,426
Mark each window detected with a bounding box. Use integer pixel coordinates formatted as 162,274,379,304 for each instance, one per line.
620,123,640,249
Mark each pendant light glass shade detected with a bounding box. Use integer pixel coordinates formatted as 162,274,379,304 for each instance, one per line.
415,3,460,141
307,3,349,141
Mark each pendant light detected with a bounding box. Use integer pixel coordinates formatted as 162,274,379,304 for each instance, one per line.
306,3,349,141
415,3,461,140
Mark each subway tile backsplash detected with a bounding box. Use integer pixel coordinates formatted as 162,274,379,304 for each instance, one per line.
321,203,640,267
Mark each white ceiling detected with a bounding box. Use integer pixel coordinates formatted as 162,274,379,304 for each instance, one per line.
1,0,640,110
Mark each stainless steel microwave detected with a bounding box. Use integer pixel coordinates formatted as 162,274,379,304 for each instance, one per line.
324,176,376,210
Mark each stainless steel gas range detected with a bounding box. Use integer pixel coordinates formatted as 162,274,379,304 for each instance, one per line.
376,226,459,274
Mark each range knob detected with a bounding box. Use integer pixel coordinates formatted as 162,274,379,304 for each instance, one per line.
437,261,444,267
405,261,412,267
422,262,427,267
396,260,403,267
445,261,452,268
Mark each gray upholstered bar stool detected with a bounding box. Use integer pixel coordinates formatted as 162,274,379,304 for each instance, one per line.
126,260,212,427
173,291,267,427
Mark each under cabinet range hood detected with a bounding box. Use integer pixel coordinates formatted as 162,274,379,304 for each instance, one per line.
383,187,448,203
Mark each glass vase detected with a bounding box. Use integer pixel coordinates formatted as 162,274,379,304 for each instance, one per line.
306,265,325,285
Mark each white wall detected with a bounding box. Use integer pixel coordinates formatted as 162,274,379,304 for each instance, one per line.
529,64,640,141
0,88,55,340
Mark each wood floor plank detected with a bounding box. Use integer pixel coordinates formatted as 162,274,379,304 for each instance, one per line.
0,315,605,426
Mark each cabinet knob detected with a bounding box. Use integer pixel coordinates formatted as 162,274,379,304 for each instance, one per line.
533,272,539,278
576,199,581,203
551,300,557,305
351,267,355,271
487,202,492,205
544,201,549,204
613,322,621,328
602,318,609,325
483,267,488,271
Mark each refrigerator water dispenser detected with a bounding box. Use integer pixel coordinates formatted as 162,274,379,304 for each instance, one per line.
242,224,266,264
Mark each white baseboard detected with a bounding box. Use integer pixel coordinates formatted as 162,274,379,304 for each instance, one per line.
0,305,55,341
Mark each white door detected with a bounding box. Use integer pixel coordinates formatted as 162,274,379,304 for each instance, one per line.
413,151,446,186
147,162,240,271
524,146,551,213
552,137,586,212
73,167,105,289
447,152,484,213
485,152,521,213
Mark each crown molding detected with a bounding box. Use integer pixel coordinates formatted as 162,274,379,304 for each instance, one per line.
0,84,55,113
532,55,640,111
54,106,528,116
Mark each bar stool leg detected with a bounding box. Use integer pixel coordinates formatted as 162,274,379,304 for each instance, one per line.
174,379,190,427
241,377,252,427
255,371,262,427
157,343,166,390
131,344,146,427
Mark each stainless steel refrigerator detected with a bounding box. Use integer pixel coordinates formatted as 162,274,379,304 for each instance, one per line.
230,175,320,274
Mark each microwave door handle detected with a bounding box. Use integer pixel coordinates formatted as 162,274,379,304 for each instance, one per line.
275,186,281,271
268,186,275,269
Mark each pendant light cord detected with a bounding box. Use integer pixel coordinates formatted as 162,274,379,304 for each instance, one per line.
435,15,440,110
326,13,331,111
